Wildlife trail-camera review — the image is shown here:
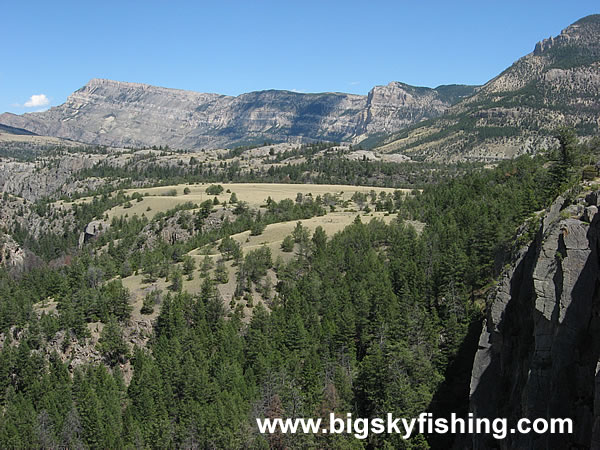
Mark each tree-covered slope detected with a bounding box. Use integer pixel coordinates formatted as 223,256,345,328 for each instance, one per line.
0,147,582,447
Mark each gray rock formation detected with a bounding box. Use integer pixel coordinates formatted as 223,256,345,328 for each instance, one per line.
0,233,28,270
0,154,105,201
79,219,108,248
468,190,600,449
0,193,76,241
0,79,475,150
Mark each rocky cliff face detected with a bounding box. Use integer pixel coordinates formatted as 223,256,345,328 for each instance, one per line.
0,233,30,271
468,188,600,448
356,82,454,138
0,79,474,150
379,14,600,162
0,154,105,201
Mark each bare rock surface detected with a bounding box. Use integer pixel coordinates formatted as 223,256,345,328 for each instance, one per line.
468,190,600,449
0,79,474,150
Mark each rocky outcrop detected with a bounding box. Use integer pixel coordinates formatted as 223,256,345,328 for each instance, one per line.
0,79,475,150
0,193,77,250
468,189,600,448
0,154,105,201
0,233,41,274
79,219,108,248
357,82,454,137
136,208,233,251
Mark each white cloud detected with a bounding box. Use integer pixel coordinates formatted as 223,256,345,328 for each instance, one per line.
349,81,360,86
24,94,50,108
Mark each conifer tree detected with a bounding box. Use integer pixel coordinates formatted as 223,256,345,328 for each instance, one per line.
97,316,129,366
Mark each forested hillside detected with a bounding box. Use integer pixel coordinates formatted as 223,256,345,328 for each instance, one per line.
0,133,589,447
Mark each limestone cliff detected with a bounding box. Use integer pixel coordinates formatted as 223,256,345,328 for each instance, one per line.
0,79,474,150
468,188,600,448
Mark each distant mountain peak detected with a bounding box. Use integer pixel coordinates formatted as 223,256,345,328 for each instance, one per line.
572,13,600,27
5,14,595,159
375,14,600,161
533,13,600,61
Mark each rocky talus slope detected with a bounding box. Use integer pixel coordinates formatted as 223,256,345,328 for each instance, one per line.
0,79,475,150
468,187,600,448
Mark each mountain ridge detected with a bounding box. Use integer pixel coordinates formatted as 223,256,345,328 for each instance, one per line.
376,14,600,161
2,14,598,160
0,78,476,150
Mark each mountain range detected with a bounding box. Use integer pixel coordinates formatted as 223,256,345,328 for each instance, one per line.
0,80,475,151
0,14,599,160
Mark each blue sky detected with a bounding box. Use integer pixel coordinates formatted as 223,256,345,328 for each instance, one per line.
1,1,598,114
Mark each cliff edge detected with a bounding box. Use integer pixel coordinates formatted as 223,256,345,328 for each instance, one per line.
468,186,600,448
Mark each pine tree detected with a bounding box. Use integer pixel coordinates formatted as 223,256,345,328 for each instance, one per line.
281,235,294,252
200,254,214,276
170,267,183,292
214,259,229,284
97,316,129,366
183,255,196,280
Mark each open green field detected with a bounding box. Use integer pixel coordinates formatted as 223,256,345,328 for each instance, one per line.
54,182,408,221
105,182,405,220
